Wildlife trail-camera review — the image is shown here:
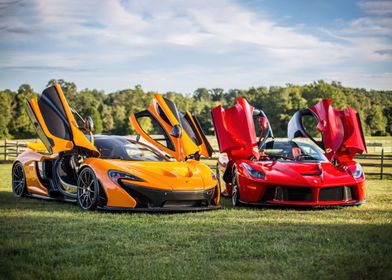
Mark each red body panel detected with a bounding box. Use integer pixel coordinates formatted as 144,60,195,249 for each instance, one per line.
211,98,259,161
310,99,367,163
234,160,365,206
213,98,366,207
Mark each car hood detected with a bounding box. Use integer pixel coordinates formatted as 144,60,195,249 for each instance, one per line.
99,159,212,191
257,161,358,187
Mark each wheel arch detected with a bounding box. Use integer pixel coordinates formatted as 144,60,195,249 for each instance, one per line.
77,164,108,207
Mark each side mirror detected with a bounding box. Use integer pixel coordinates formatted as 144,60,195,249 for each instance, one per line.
258,117,269,131
170,124,182,138
84,116,95,133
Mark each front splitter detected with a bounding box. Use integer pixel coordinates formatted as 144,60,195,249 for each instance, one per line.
98,205,222,213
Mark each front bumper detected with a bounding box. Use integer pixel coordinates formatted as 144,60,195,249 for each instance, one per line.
239,183,366,207
119,181,219,210
242,199,366,207
99,205,221,212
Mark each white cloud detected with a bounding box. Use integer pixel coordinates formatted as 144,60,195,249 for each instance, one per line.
359,0,392,15
0,0,391,91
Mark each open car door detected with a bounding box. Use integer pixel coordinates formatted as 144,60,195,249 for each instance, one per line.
288,99,366,163
211,98,259,161
129,94,213,161
26,84,99,156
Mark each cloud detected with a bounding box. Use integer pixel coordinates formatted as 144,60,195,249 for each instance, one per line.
359,0,392,15
0,0,391,91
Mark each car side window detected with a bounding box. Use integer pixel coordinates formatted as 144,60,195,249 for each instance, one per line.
134,111,175,151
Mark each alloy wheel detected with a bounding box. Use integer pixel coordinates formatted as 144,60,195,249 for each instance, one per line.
231,167,240,206
77,168,99,210
12,163,27,197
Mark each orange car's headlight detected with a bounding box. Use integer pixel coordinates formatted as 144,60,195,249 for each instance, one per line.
108,170,144,184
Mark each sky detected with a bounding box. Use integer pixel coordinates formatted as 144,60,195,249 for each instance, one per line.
0,0,391,94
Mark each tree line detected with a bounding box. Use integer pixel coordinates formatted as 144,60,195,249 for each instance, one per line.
0,79,391,139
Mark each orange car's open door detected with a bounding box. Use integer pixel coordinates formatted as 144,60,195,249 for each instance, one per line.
130,94,213,161
26,84,99,156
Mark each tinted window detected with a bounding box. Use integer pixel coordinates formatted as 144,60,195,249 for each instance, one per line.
264,141,327,162
38,96,71,140
42,86,67,119
181,113,202,145
134,111,174,150
71,108,85,128
26,102,53,153
163,97,180,122
157,104,171,125
95,137,166,161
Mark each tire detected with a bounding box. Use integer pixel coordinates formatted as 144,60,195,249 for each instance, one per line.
231,166,241,206
77,167,99,211
12,162,27,197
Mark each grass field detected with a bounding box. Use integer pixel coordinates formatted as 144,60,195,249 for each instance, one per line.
0,164,392,279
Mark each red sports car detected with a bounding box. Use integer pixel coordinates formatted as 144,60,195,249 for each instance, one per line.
211,98,367,207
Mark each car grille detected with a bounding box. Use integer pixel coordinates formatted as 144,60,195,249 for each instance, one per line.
262,186,313,202
319,186,353,201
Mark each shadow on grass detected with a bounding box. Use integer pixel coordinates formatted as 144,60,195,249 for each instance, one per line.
0,191,386,216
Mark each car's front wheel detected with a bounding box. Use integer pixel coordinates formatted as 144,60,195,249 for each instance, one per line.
12,162,27,197
77,167,99,211
231,166,241,206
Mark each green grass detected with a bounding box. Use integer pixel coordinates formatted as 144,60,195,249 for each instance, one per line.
0,164,392,280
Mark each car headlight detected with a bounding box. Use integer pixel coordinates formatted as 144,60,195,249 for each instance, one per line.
108,170,144,184
351,163,363,179
241,162,265,179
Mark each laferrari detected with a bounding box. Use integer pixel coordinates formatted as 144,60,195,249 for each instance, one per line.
211,98,367,207
12,84,220,211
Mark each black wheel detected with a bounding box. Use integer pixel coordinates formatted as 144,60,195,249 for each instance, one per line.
231,166,241,206
77,167,99,211
12,162,27,197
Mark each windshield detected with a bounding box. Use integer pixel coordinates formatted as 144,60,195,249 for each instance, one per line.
94,136,167,161
264,140,328,162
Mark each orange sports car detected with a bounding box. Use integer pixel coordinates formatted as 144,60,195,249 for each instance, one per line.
12,84,220,211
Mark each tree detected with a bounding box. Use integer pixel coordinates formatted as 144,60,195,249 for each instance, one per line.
9,84,37,138
0,90,12,139
101,105,114,133
85,107,103,134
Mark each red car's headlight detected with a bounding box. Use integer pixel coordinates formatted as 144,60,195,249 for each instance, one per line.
351,163,364,179
241,162,265,179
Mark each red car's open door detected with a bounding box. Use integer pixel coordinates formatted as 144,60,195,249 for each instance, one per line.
211,98,259,161
288,99,366,163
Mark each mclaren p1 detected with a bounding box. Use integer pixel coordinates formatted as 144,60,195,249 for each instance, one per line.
12,84,220,211
211,98,366,207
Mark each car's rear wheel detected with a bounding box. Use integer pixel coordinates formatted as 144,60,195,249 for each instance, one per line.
231,166,241,206
77,167,99,211
12,162,27,197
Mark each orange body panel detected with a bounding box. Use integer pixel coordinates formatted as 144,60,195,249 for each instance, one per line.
28,97,74,153
130,93,211,161
53,84,99,156
83,157,218,208
15,85,219,210
27,84,99,156
16,150,55,196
